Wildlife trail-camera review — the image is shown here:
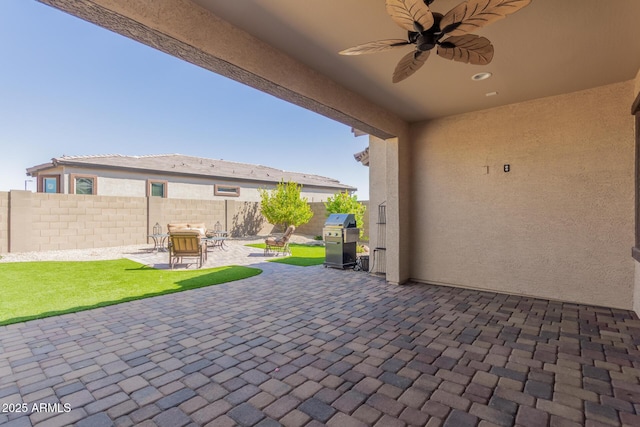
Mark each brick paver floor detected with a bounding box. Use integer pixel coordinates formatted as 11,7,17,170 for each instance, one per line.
1,259,640,426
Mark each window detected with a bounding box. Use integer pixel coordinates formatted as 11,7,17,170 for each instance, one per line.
147,180,168,198
75,178,93,194
69,174,97,195
214,184,240,197
39,175,60,193
44,178,57,193
151,183,164,197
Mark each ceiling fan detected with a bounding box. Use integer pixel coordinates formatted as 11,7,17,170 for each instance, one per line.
339,0,531,83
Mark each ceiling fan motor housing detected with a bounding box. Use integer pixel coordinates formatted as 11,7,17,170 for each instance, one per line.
414,12,444,51
417,33,438,51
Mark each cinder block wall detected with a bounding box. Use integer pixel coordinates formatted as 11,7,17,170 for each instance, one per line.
0,192,8,253
149,197,226,235
295,202,329,237
0,192,370,253
229,201,271,237
291,201,370,241
11,192,147,252
228,201,370,240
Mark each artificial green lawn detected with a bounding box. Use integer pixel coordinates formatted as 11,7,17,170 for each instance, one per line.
0,259,261,326
247,243,325,266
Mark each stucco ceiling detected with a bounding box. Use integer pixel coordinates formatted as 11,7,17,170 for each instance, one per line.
191,0,640,122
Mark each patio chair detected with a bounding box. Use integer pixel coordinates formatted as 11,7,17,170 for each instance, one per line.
168,231,207,269
167,222,208,236
265,225,295,256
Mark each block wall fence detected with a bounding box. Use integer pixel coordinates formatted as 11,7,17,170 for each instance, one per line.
0,191,369,254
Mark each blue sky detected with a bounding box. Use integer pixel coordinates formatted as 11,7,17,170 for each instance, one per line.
0,0,369,198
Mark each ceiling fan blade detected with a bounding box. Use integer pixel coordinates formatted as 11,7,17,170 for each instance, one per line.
440,0,531,36
437,34,494,65
392,50,430,83
339,39,410,56
385,0,434,33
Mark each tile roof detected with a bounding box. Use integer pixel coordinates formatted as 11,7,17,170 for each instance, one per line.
28,154,356,190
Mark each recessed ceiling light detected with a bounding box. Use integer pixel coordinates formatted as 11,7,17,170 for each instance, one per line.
471,72,492,81
485,91,498,97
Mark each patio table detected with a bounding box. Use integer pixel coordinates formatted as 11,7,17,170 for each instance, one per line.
148,233,169,252
203,232,228,251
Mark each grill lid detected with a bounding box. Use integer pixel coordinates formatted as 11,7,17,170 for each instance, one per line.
324,213,357,228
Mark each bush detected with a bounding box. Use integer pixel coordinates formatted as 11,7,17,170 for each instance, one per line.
324,191,366,239
259,180,313,229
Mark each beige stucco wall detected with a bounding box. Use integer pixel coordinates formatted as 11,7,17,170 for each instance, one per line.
368,136,389,274
633,69,640,316
635,261,640,315
409,81,635,309
31,166,344,202
98,176,146,197
156,178,340,202
366,133,412,284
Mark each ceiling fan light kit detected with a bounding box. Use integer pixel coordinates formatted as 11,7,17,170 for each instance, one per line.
339,0,531,83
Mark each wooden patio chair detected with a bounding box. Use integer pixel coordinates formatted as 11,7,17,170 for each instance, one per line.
265,225,295,256
168,231,207,269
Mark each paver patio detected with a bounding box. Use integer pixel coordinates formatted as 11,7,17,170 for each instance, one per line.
1,252,640,426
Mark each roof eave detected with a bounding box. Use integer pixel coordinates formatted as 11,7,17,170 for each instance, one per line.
26,161,56,176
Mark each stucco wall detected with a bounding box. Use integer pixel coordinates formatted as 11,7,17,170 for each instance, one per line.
47,166,343,202
410,81,635,309
369,136,389,275
633,69,640,316
635,260,640,315
98,176,146,197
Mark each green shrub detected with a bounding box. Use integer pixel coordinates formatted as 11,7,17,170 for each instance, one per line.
259,180,313,230
324,190,367,238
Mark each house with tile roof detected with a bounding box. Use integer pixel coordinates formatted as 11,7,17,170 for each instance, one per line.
26,154,355,202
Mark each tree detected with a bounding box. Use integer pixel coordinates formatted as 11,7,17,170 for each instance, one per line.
324,191,367,238
259,180,313,230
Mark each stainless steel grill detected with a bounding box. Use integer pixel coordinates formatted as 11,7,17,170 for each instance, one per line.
323,213,359,269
